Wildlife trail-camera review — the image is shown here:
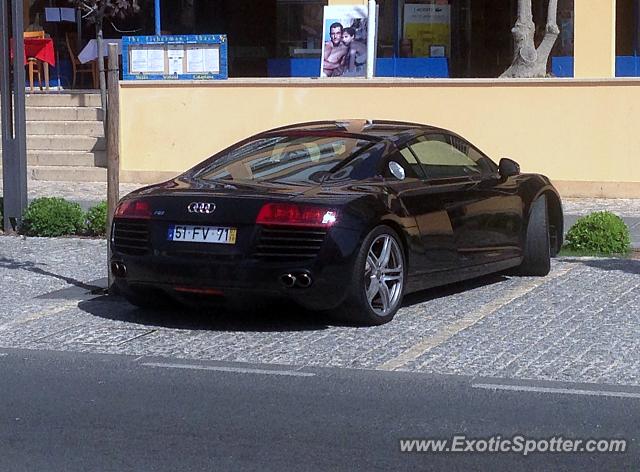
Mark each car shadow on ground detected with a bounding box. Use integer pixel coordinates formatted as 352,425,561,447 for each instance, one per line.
76,273,509,333
401,274,507,308
78,295,335,332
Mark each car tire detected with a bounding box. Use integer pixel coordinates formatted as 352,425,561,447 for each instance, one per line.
336,225,406,326
517,195,551,276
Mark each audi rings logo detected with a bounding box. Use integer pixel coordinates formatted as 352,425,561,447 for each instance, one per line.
187,202,216,214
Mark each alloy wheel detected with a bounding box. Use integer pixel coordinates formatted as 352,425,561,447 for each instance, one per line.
364,234,404,317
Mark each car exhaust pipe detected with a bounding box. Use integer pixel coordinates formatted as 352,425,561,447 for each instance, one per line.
280,273,296,288
296,273,312,288
111,261,127,278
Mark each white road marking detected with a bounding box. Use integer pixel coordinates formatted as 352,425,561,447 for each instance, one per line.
141,361,316,377
472,382,640,399
378,264,576,371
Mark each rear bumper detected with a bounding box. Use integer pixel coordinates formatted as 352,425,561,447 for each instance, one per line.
111,226,362,310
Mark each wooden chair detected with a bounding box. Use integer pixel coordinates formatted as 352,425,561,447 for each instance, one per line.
24,30,47,91
65,32,96,89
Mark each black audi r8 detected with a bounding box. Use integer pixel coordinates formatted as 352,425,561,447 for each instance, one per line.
111,120,563,325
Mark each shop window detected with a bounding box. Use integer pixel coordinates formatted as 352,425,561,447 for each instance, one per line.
616,0,640,76
538,0,574,77
276,1,327,58
24,0,574,79
267,0,574,78
376,0,573,79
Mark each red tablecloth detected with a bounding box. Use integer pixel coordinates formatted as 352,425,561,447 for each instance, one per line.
10,38,56,67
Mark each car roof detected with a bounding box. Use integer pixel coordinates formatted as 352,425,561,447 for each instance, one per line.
261,120,449,145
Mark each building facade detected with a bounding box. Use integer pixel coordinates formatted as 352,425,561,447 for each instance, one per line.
19,0,640,196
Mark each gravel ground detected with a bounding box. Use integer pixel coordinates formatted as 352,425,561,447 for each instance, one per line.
563,198,640,218
0,180,145,206
1,235,639,387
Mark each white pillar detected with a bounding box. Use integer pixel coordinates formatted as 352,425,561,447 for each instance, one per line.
366,0,376,78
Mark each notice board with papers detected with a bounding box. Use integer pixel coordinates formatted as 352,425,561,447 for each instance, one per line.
122,35,228,80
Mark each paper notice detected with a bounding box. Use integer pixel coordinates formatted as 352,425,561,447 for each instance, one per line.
167,46,184,59
203,47,220,73
147,48,165,72
186,48,205,73
168,57,183,75
167,46,184,75
130,48,149,73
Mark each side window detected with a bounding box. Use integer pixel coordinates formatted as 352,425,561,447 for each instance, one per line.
467,145,498,174
408,134,482,179
398,147,425,178
380,150,421,180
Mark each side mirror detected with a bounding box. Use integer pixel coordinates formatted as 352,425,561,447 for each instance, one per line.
499,158,520,178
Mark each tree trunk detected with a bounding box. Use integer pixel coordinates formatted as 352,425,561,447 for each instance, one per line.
96,11,108,136
501,0,560,78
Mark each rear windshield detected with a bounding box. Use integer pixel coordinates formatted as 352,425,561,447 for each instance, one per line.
192,135,375,184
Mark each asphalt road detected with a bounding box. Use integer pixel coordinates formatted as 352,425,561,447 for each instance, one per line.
1,348,637,471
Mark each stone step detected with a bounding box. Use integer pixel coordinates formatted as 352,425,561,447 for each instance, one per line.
30,165,107,182
27,151,106,167
26,121,104,136
24,93,102,108
23,135,106,152
26,106,104,121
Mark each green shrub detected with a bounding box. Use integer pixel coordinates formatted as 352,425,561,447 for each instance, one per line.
86,201,108,236
564,211,630,255
21,197,85,237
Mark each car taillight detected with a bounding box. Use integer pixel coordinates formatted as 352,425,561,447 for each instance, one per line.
256,203,338,228
114,199,152,219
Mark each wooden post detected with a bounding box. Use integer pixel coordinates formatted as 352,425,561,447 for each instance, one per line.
106,42,120,292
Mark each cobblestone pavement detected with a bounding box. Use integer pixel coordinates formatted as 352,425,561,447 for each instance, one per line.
0,179,145,206
1,236,639,387
563,198,640,218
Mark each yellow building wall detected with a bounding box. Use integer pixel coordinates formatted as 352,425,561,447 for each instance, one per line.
574,0,616,78
119,78,640,197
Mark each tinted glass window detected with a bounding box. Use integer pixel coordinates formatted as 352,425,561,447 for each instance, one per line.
467,145,498,174
409,134,491,179
193,135,374,184
398,147,425,178
325,142,387,182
